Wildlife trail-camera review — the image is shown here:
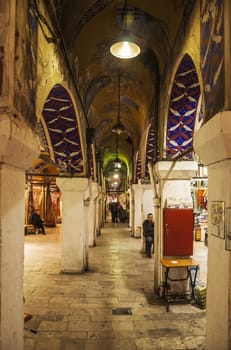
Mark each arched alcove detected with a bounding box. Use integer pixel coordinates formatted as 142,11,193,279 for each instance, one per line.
135,152,142,183
42,84,84,174
145,124,155,178
166,54,201,159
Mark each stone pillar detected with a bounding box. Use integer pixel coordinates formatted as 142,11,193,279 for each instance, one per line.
142,184,154,217
132,182,142,238
96,192,102,234
129,187,135,235
194,111,231,350
95,195,100,235
154,161,198,290
141,183,154,252
56,177,89,273
0,117,39,350
87,181,99,247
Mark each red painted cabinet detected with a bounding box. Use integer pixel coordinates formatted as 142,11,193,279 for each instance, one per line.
163,208,194,256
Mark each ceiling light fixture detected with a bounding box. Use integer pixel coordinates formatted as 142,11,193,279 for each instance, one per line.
110,0,140,59
110,39,140,59
113,134,122,169
112,71,127,135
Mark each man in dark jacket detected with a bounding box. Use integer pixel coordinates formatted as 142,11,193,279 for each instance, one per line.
30,210,46,235
142,213,154,258
110,202,119,223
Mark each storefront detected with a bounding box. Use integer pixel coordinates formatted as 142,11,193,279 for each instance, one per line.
191,165,208,244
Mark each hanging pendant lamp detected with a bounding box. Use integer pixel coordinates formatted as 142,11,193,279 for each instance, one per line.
113,133,122,169
110,0,140,59
112,71,127,135
110,38,140,59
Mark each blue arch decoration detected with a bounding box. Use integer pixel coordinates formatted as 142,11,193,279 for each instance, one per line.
135,152,141,183
145,124,155,177
166,54,200,159
90,144,96,180
42,84,84,173
201,0,224,121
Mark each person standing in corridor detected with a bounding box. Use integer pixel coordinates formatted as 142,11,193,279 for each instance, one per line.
110,202,119,223
142,213,154,258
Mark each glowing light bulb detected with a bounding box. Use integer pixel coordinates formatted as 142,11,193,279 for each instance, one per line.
110,40,140,59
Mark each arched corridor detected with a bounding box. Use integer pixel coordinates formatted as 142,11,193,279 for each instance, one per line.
1,1,230,348
24,225,206,349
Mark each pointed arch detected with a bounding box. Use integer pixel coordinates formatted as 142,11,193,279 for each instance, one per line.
145,124,155,178
166,54,201,159
90,144,97,180
135,152,141,183
42,84,84,174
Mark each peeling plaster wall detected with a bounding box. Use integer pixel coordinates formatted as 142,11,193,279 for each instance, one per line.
0,1,15,110
14,0,38,127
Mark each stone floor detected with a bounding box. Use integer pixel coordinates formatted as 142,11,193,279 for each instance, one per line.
24,223,207,350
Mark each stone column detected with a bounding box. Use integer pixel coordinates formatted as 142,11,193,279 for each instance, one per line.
194,111,231,350
0,117,39,350
129,187,134,235
132,182,142,238
87,181,99,247
141,183,154,252
56,177,89,273
95,195,100,235
142,184,154,217
98,189,105,231
154,160,198,291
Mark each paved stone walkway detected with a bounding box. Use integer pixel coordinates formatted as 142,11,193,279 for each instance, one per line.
24,223,206,350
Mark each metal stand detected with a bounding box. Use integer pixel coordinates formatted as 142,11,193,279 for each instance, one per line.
160,258,199,312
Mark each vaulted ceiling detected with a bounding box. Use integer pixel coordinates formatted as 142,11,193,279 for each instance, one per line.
51,0,188,174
